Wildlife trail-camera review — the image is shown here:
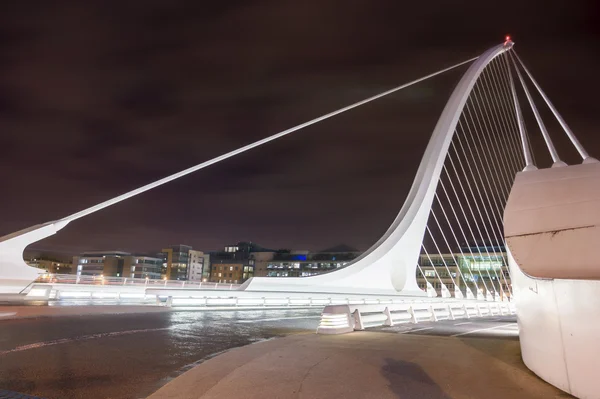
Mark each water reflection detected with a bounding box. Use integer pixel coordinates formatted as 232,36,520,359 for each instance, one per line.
0,308,322,399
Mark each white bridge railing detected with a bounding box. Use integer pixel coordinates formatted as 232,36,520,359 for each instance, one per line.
317,301,515,334
34,273,241,290
25,283,467,311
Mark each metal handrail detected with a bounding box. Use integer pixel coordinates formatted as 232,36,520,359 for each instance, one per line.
34,273,242,290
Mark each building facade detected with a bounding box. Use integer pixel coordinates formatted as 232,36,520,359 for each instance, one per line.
253,248,360,278
187,250,210,281
209,242,268,283
123,255,163,279
72,251,130,277
416,246,511,297
26,258,73,274
72,251,162,279
161,245,193,280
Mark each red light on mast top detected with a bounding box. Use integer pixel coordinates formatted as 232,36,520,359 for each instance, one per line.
505,35,511,42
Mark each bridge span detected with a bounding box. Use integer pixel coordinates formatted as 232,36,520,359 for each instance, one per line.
1,39,598,398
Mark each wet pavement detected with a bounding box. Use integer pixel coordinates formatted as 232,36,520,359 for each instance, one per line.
0,308,519,399
0,308,323,399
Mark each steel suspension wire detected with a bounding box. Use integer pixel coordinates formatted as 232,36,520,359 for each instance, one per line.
429,209,473,294
469,72,519,220
456,119,512,288
473,65,522,188
472,77,520,179
458,76,518,293
508,51,564,165
463,100,512,200
448,139,507,299
416,263,434,296
421,245,449,296
498,54,537,167
513,50,594,162
425,225,459,291
488,59,523,175
415,53,528,301
479,61,524,174
489,56,524,157
433,192,479,295
457,117,508,244
454,124,512,295
467,78,515,197
436,179,490,297
472,56,521,291
503,54,535,169
445,152,500,298
490,55,530,170
60,57,479,223
475,56,525,286
482,58,522,164
488,58,526,172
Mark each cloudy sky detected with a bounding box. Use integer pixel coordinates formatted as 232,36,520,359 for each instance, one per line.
0,0,598,254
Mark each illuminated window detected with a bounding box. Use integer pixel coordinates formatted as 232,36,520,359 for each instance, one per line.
218,273,222,277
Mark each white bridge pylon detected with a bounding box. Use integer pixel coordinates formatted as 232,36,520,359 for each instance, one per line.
0,40,552,296
244,42,515,296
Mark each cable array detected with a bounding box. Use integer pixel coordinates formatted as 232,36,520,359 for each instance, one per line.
417,52,529,300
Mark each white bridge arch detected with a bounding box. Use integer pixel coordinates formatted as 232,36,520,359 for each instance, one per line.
0,41,513,296
243,42,514,295
2,39,599,398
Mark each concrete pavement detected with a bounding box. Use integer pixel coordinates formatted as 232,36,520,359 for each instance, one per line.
148,331,572,399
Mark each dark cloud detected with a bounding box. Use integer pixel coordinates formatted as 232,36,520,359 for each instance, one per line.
0,0,598,254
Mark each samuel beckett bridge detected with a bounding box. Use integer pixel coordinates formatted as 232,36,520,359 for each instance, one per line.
0,39,598,398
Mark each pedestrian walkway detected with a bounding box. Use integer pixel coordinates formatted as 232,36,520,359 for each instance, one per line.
148,331,571,399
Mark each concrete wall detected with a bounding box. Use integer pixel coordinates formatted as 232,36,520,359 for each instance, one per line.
505,163,600,398
509,253,600,398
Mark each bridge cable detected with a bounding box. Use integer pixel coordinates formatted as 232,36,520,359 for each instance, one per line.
460,105,515,291
416,262,436,297
492,55,532,170
464,97,511,200
435,181,490,299
447,146,503,299
513,50,593,162
439,167,491,298
508,52,564,166
472,63,520,194
502,54,535,169
486,57,526,172
455,122,512,296
461,77,516,296
472,62,520,293
428,211,473,297
425,225,460,296
421,244,450,298
479,59,523,176
504,58,538,167
450,134,508,299
59,57,478,223
433,192,479,297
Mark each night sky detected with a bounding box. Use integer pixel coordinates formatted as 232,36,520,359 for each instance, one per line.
1,1,598,254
